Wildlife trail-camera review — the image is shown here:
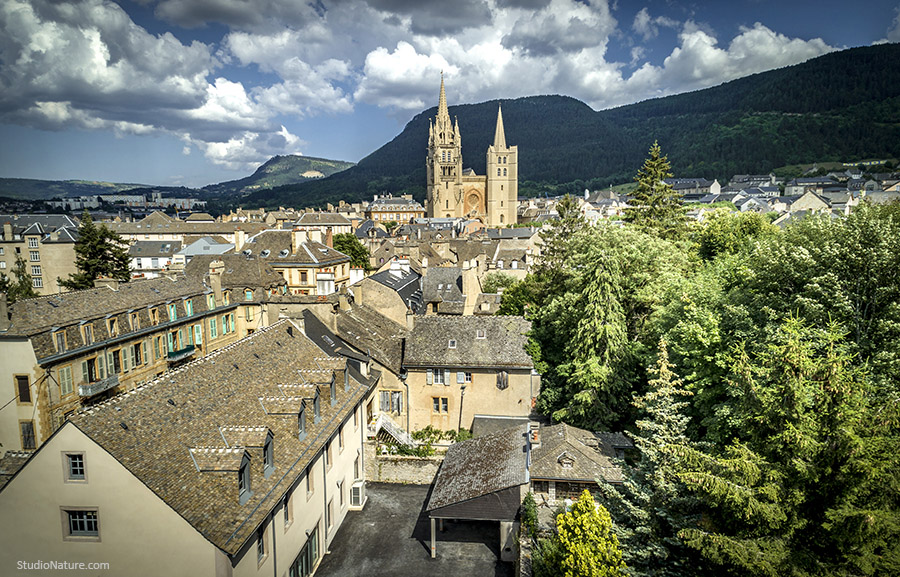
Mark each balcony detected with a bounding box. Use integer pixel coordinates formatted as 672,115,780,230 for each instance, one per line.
78,374,120,398
167,344,196,364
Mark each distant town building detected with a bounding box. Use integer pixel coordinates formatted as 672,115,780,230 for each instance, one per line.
0,214,80,295
366,194,426,223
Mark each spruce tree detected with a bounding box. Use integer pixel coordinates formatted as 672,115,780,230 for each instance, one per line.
599,340,706,577
59,212,132,290
624,141,685,240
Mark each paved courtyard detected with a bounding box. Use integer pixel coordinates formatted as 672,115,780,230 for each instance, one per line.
316,483,514,577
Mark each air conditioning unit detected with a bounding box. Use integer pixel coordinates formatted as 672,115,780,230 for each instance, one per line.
349,480,366,510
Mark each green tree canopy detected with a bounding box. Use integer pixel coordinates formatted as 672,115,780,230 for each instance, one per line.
0,255,38,302
332,232,372,270
536,489,627,577
481,271,517,294
59,211,131,291
624,141,686,240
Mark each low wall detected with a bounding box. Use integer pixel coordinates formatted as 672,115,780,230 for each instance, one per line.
364,441,444,484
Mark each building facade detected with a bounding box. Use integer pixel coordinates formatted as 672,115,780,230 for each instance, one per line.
0,320,376,577
0,215,80,295
425,77,518,227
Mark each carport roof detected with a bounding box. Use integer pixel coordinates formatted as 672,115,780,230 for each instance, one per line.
426,425,528,514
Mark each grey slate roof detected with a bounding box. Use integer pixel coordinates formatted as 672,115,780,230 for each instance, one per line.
426,425,528,512
184,254,287,291
128,240,182,257
530,424,630,484
421,267,464,314
335,304,407,373
66,320,374,557
404,316,533,369
367,267,423,313
294,213,351,226
244,230,350,266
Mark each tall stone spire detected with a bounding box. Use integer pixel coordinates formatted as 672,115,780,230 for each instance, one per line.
438,73,449,120
493,104,507,149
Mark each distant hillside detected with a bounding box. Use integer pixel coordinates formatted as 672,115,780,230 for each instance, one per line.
0,178,152,200
246,42,900,208
202,155,355,196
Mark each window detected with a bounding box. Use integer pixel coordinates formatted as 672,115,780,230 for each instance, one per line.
28,237,38,248
149,307,159,324
223,290,231,305
0,261,5,269
290,526,320,577
167,303,177,322
300,271,308,284
32,277,42,288
153,336,161,360
327,499,334,529
476,329,486,339
256,526,267,564
314,392,321,423
338,426,344,451
63,509,99,540
380,390,403,414
245,289,253,300
209,317,218,339
325,441,333,470
31,265,41,276
306,468,314,497
107,317,118,336
185,299,193,317
338,479,345,508
246,306,254,322
130,312,139,330
497,370,509,390
283,492,293,528
64,453,86,482
20,421,35,450
353,407,358,429
298,403,307,441
16,375,30,403
428,368,447,385
503,168,507,176
54,330,66,352
448,339,456,349
264,436,274,478
82,324,93,345
207,294,215,309
354,455,360,480
498,168,501,176
59,366,73,396
29,250,40,262
456,371,472,384
432,397,449,413
239,456,252,505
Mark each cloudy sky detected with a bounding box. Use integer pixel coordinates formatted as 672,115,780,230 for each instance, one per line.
1,0,898,187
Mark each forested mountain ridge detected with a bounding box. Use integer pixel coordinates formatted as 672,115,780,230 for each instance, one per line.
248,42,900,208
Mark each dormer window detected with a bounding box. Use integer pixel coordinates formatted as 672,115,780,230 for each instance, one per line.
476,329,486,339
245,289,253,301
130,312,139,330
223,291,231,305
207,294,215,309
313,391,321,424
298,403,307,441
185,299,194,317
263,434,274,478
81,323,93,345
330,378,336,406
167,303,177,322
107,317,117,336
239,454,252,505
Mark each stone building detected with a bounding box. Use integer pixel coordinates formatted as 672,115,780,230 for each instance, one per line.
425,77,518,227
0,320,377,576
0,257,286,453
0,214,80,295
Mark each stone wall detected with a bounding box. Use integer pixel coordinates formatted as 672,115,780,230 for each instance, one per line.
364,441,444,484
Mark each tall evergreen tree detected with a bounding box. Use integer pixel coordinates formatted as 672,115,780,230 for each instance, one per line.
624,141,685,240
59,212,131,291
0,255,39,302
599,341,707,577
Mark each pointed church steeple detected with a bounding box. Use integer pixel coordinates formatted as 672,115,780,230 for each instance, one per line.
493,104,507,149
438,73,449,121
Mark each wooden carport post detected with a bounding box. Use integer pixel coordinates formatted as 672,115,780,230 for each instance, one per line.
430,517,436,558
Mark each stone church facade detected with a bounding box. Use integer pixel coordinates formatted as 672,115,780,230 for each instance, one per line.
425,77,518,227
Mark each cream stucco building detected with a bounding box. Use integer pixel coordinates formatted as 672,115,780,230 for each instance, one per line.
426,77,518,227
0,320,377,577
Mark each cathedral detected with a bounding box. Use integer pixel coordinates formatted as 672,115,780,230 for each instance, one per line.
425,77,518,227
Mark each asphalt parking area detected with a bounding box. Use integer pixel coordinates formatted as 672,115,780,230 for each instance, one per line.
316,483,514,577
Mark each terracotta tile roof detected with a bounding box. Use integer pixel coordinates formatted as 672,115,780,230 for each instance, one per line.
426,425,528,511
404,316,533,369
68,320,374,556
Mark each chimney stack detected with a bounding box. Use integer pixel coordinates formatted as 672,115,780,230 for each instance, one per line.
234,229,246,251
209,259,225,304
325,227,333,248
291,228,308,254
93,277,120,291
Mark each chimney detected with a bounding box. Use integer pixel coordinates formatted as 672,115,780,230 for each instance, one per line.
389,260,403,278
325,227,333,248
93,277,120,291
338,292,351,312
234,229,246,252
291,228,308,254
399,259,410,274
2,223,11,241
422,256,429,270
209,259,225,304
0,292,9,332
529,423,541,448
